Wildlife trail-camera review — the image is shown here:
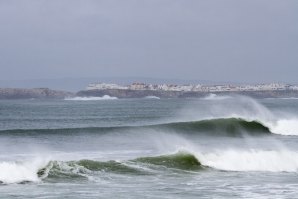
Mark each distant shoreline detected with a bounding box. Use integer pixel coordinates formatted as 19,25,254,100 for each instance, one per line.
77,89,298,99
1,87,298,100
0,88,74,100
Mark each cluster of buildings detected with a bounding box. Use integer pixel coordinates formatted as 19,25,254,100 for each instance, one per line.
86,82,298,92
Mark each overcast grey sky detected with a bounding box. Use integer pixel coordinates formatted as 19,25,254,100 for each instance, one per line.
0,0,298,84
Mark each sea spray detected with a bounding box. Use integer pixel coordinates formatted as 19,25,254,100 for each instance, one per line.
195,149,298,172
178,95,298,136
267,119,298,135
0,158,50,184
178,95,274,124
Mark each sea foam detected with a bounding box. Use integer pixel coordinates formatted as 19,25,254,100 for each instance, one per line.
195,149,298,172
65,95,118,101
0,158,49,184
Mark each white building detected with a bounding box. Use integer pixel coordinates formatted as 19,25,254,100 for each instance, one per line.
85,82,296,92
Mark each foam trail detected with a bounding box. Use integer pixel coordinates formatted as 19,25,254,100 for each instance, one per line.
0,158,49,184
144,96,160,99
195,149,298,172
65,95,118,101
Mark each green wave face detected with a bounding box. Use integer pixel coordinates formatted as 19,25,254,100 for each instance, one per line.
37,152,203,181
157,118,271,136
38,160,146,180
133,152,201,170
76,160,143,174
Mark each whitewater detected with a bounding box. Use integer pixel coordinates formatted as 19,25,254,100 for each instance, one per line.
1,96,298,198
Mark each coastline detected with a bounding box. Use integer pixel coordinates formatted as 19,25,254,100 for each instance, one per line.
0,88,74,100
2,87,298,100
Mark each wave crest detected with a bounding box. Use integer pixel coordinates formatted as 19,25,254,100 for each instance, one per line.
3,149,298,184
65,95,118,101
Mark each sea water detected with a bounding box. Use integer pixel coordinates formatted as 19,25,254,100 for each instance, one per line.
1,96,298,198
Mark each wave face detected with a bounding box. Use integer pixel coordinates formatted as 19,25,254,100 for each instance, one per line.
158,118,270,136
0,118,271,137
133,152,201,170
65,95,118,101
38,160,145,181
36,152,202,182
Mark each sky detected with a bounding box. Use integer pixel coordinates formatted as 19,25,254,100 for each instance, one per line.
0,0,298,89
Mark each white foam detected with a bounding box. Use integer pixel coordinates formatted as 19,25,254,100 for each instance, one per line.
65,95,118,101
144,96,160,99
267,119,298,135
196,149,298,172
202,93,231,100
0,158,49,184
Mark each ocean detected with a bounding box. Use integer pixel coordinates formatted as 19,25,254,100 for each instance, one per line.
1,95,298,198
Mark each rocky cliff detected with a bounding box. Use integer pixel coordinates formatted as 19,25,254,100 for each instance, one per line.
0,88,74,99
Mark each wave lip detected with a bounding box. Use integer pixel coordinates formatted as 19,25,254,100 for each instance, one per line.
157,118,271,136
65,95,118,101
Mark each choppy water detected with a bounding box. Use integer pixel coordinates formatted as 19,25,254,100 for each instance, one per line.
1,95,298,198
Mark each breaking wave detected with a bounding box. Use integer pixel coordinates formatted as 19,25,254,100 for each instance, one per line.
65,95,118,101
3,150,298,184
202,93,231,100
3,152,201,184
181,95,298,136
268,119,298,136
0,118,271,137
144,96,160,99
196,149,298,172
0,158,49,184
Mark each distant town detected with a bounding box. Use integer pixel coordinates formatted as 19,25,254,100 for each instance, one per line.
86,82,298,93
1,82,298,100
